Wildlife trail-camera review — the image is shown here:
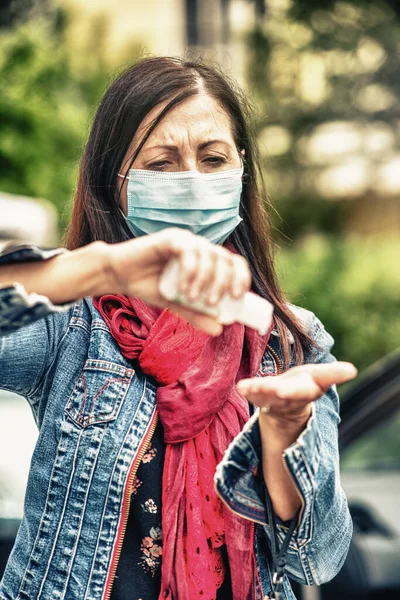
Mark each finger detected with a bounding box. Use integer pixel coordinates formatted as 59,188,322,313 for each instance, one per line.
237,361,358,408
230,254,252,299
205,254,235,306
167,302,223,336
176,249,198,295
300,361,358,390
237,377,317,421
274,372,322,403
161,230,204,295
238,371,324,406
186,248,216,300
236,381,301,416
237,376,282,404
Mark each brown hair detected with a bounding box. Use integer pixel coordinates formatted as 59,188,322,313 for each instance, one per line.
64,56,313,367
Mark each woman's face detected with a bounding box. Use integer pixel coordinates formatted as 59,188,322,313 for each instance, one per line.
118,93,243,215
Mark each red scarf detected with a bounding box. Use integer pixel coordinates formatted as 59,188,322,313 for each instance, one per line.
93,294,272,600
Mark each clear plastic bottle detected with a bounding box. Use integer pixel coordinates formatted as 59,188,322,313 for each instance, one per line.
158,259,274,334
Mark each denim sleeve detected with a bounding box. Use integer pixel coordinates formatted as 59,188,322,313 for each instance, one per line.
279,317,353,586
214,313,353,587
0,244,75,400
0,244,74,335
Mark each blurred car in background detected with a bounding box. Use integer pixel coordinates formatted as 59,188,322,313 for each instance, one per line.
0,189,58,574
0,350,399,598
0,390,38,575
294,348,400,600
0,191,58,250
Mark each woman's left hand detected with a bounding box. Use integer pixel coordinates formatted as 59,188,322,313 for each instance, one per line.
237,361,357,425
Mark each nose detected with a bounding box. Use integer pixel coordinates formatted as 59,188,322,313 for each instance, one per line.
179,156,198,172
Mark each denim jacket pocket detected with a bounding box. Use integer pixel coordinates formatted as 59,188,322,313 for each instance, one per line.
64,359,135,428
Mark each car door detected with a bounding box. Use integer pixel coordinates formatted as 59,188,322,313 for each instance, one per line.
293,349,400,600
0,390,38,578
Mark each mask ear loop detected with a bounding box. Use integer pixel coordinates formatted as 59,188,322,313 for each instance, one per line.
116,172,136,240
238,149,245,177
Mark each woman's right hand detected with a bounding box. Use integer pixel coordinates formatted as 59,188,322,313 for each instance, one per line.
104,228,252,335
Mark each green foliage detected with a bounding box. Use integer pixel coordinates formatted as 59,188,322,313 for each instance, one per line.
341,407,400,469
272,194,352,240
0,1,398,376
247,0,400,124
245,1,400,372
0,13,113,231
277,235,400,371
245,0,400,223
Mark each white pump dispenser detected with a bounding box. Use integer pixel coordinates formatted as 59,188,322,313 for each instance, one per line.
158,259,274,334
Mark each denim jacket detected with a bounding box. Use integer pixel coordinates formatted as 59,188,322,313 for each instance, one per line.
0,245,352,600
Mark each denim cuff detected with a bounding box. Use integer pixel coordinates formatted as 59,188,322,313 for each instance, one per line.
0,243,67,264
282,402,322,543
214,402,320,548
0,245,74,334
283,402,321,481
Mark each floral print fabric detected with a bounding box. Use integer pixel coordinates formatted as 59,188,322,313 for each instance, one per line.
110,419,165,600
138,526,162,577
110,418,233,600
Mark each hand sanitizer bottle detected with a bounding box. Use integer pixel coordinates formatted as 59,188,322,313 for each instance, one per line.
158,259,274,334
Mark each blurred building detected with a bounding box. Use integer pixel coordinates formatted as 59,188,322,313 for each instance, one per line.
61,0,255,84
60,0,400,236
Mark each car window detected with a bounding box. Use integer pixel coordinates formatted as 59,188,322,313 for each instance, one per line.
341,407,400,471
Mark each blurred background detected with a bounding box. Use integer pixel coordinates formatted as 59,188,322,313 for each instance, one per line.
0,1,399,598
1,0,399,370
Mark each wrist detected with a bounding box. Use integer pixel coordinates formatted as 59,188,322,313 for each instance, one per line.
66,240,112,298
90,240,118,296
260,404,312,435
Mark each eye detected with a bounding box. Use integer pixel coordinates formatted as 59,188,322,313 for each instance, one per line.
148,160,172,171
203,156,227,167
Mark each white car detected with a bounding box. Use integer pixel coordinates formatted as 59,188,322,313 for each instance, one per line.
0,191,58,249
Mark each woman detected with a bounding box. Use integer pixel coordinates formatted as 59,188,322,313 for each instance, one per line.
0,57,356,600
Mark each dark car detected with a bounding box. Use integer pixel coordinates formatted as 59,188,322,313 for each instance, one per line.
294,348,400,600
1,351,400,597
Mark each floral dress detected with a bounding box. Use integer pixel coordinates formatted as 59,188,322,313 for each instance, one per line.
109,417,234,600
110,417,165,599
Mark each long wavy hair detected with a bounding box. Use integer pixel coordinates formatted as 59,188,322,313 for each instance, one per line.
64,56,313,367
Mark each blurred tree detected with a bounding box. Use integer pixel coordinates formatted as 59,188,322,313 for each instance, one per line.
244,0,400,371
0,0,40,28
245,0,400,238
247,0,400,126
278,235,400,371
0,4,137,233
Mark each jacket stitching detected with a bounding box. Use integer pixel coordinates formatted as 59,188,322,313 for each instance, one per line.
70,317,90,334
84,359,133,377
59,426,107,600
36,428,85,600
87,377,130,424
77,374,87,423
15,427,84,600
83,381,149,600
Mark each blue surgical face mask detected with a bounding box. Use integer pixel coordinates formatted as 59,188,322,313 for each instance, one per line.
117,167,244,245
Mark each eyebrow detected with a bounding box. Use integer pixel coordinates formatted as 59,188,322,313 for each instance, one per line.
142,139,232,152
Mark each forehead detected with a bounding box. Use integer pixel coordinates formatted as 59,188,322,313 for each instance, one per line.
134,94,236,149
